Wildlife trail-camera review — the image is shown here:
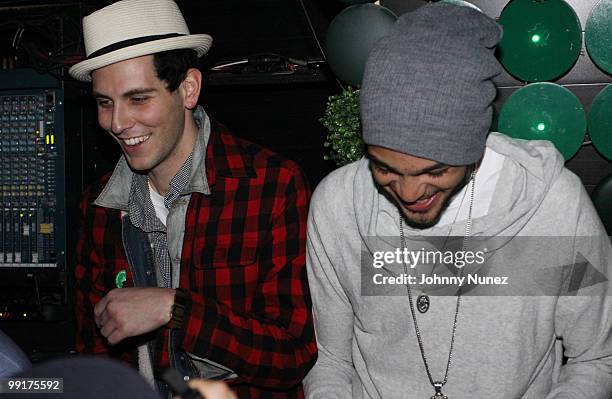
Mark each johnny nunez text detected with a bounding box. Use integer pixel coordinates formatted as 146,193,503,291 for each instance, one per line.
372,273,509,286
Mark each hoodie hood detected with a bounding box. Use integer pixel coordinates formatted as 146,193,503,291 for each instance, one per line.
354,132,566,246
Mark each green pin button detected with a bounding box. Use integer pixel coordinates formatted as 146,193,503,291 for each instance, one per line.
115,269,127,288
498,82,586,160
497,0,582,82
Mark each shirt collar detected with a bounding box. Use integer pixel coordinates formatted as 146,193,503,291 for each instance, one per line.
93,106,258,210
94,106,212,210
205,117,256,187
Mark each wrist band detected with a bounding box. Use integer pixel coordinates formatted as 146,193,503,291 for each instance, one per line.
167,288,188,329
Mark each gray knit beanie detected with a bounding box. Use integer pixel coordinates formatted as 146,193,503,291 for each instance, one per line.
360,3,502,165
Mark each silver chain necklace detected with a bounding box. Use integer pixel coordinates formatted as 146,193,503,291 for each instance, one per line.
399,170,476,399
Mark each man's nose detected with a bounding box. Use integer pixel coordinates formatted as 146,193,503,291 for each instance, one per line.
110,106,133,135
393,177,427,203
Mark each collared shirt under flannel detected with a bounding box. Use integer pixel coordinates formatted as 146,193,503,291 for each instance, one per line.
128,153,193,288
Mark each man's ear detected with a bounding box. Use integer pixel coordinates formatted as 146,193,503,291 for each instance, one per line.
181,68,202,110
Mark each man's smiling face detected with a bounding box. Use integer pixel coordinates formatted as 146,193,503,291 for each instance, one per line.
367,145,470,229
92,55,189,177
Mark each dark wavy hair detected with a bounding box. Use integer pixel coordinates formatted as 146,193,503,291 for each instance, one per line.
153,48,199,92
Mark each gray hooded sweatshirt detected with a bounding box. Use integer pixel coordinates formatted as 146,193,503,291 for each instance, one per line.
304,133,612,398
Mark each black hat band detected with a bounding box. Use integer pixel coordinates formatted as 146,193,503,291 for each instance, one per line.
88,33,185,59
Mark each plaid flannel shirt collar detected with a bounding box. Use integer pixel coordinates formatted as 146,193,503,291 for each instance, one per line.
204,117,257,186
94,106,213,210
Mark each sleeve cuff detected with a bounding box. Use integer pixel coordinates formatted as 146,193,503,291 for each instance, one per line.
167,288,189,330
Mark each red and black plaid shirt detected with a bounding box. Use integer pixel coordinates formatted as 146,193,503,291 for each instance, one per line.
74,119,317,398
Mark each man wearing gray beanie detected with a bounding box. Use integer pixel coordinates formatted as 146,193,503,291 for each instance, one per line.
304,3,612,398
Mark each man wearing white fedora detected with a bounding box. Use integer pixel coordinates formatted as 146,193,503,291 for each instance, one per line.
68,1,316,398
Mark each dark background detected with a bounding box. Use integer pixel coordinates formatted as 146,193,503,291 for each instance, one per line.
0,0,610,361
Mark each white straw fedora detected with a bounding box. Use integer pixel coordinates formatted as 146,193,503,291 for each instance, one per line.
69,0,212,82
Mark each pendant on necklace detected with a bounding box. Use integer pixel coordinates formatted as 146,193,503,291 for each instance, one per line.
416,293,430,313
431,383,448,399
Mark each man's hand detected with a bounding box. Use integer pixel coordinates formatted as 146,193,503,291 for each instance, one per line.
94,287,175,345
176,379,237,399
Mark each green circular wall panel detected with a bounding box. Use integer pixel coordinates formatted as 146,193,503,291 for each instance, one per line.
587,85,612,160
591,174,612,235
337,0,376,4
497,0,582,82
586,0,612,75
498,83,586,160
325,4,397,86
439,0,482,11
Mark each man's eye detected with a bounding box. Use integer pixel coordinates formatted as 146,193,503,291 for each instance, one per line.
428,169,447,178
373,164,390,175
131,96,148,103
96,99,111,107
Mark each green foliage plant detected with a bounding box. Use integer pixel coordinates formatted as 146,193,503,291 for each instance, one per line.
320,87,365,167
